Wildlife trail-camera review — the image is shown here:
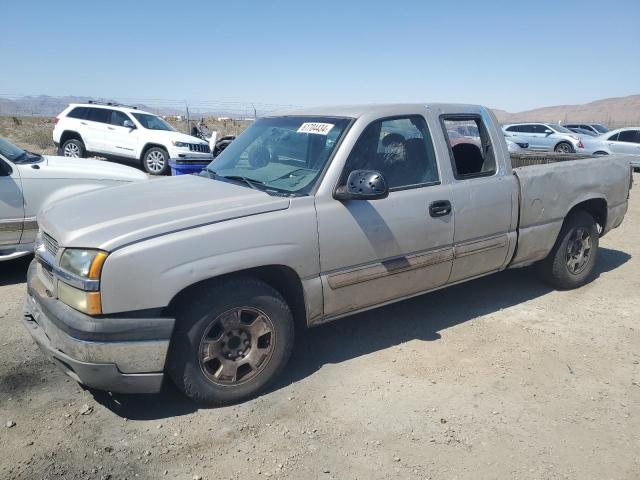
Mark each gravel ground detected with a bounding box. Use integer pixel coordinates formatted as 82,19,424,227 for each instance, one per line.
1,175,639,480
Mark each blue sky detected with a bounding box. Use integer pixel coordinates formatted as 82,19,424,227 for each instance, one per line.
0,0,638,112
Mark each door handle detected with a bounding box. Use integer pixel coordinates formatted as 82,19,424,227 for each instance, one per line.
80,122,88,125
107,126,115,130
429,200,452,217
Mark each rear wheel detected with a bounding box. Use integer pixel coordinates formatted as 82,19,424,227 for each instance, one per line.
61,138,85,158
143,147,169,175
167,277,294,405
554,142,574,154
538,210,599,289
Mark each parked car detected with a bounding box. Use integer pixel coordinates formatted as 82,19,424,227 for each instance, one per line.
581,128,640,170
503,123,585,153
564,123,609,135
566,127,597,137
0,136,147,261
53,102,213,175
25,103,631,405
506,138,527,152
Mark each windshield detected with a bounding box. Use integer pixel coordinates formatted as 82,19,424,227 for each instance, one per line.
549,124,573,134
592,124,609,133
132,113,176,131
206,116,351,195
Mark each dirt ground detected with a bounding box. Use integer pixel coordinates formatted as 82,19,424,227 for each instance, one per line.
1,177,638,480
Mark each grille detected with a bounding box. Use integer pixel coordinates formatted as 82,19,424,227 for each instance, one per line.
188,143,211,153
42,232,59,257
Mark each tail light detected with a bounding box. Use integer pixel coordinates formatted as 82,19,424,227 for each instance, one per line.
577,139,584,149
53,117,59,124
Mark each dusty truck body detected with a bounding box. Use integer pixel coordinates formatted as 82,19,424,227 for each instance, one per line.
24,103,632,404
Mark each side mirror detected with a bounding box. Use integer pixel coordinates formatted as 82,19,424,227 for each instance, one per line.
544,129,553,135
334,169,389,201
123,120,136,129
0,159,12,176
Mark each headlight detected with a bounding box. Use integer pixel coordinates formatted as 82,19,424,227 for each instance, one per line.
172,141,190,148
59,249,108,279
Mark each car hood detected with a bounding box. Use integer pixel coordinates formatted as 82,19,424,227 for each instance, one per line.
38,174,290,251
37,155,149,181
147,130,208,145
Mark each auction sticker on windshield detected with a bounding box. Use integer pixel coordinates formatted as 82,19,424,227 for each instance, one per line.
297,123,334,135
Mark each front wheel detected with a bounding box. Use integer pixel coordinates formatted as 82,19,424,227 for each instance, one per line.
143,147,169,175
554,142,574,154
167,277,294,405
538,210,599,290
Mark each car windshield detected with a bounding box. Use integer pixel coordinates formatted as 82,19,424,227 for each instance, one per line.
0,136,43,164
592,124,609,133
549,124,573,134
132,113,176,131
205,116,351,195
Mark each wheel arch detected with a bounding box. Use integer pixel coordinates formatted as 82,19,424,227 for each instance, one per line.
564,197,607,236
140,142,169,160
554,140,574,151
167,265,308,330
60,130,84,145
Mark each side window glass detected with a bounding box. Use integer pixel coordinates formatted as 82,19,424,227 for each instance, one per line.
618,130,639,143
341,116,439,190
67,107,88,119
608,133,619,141
87,108,110,124
110,111,130,127
521,125,535,133
442,116,496,179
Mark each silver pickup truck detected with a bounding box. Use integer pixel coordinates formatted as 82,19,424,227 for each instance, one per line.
24,104,632,405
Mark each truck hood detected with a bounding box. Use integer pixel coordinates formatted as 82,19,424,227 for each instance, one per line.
38,174,291,251
145,130,208,145
38,155,149,182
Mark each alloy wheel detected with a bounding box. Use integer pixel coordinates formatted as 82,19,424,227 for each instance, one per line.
63,143,80,157
198,307,276,386
146,151,166,173
566,227,592,275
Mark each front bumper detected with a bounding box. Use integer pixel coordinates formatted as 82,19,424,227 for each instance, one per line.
23,261,175,393
167,147,213,161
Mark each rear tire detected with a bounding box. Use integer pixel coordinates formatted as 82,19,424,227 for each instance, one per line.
554,142,574,154
538,210,599,290
167,277,295,405
61,138,86,158
143,147,169,175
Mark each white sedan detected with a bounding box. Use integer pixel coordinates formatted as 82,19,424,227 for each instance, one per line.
581,128,640,170
0,137,147,261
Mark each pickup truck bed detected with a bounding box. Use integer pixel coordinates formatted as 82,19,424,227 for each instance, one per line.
510,153,631,268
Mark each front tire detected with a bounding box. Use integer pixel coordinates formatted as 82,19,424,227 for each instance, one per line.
167,277,295,405
143,147,169,175
538,210,599,290
61,138,86,158
554,142,574,154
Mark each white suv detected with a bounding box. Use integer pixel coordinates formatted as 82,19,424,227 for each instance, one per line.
503,123,585,153
53,102,213,175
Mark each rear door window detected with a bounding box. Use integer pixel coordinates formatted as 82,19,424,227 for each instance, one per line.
86,108,111,124
608,133,619,141
442,116,496,179
618,130,640,143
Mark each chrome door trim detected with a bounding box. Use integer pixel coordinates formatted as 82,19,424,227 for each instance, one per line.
327,246,454,290
454,233,508,258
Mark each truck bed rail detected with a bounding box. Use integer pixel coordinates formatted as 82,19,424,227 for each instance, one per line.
511,152,596,168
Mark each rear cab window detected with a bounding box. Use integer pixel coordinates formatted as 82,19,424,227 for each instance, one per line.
441,116,496,179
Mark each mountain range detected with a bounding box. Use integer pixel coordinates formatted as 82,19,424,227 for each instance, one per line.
1,94,639,126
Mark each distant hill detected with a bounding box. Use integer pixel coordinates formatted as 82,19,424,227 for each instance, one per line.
0,95,182,116
492,95,640,127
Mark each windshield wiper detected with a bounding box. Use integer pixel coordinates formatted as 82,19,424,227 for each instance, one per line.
216,174,264,190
